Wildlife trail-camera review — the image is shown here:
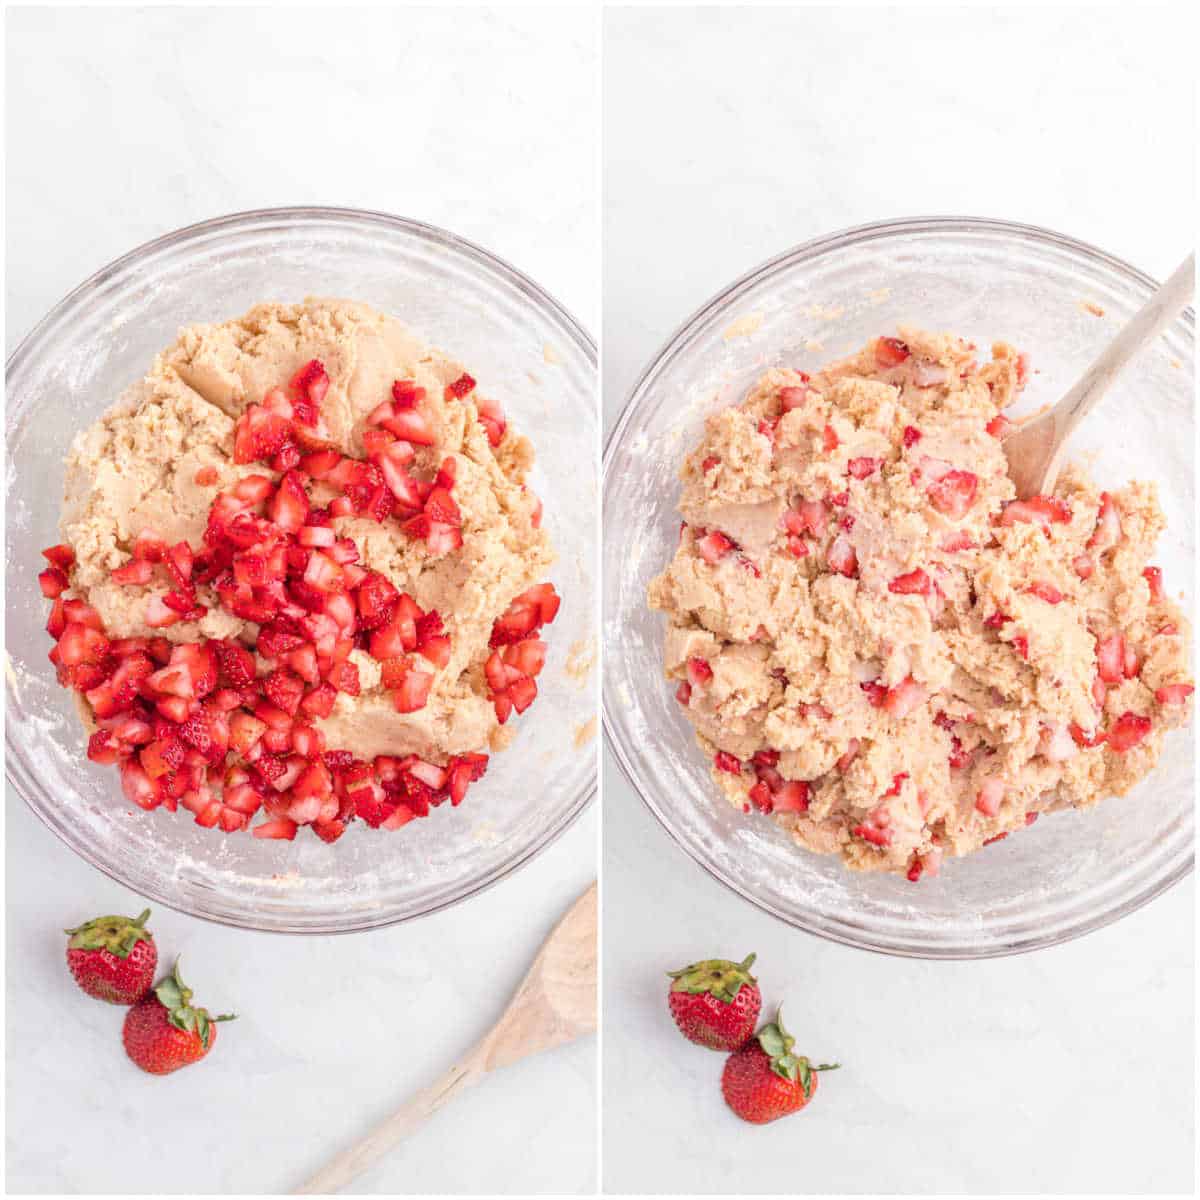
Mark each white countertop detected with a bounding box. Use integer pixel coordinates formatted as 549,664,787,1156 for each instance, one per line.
601,6,1194,1193
6,7,597,1194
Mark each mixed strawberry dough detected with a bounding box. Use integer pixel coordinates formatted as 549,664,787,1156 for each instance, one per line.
37,299,560,842
649,328,1193,880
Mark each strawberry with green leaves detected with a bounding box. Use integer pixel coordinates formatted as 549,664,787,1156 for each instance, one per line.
122,960,235,1075
667,952,761,1051
65,907,157,1005
721,1010,838,1124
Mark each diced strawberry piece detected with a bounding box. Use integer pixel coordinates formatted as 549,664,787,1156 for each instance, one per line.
675,680,692,706
270,470,310,532
1072,554,1095,580
120,759,165,811
445,373,476,400
476,396,506,446
888,569,930,596
986,414,1013,438
713,751,741,775
697,531,734,565
827,533,858,578
901,426,922,448
145,596,182,628
390,380,426,409
252,817,298,840
772,781,809,813
860,681,887,708
847,457,881,479
1107,711,1152,752
975,778,1005,817
507,675,538,714
1096,633,1126,684
111,559,155,586
686,657,713,687
289,359,330,416
42,544,76,570
1069,722,1107,749
39,564,71,598
424,486,462,528
851,821,891,848
884,676,925,719
87,730,123,765
1026,581,1063,604
388,662,433,713
1087,492,1121,552
382,408,435,446
875,336,910,368
1143,566,1164,602
926,469,978,519
822,425,839,453
999,495,1071,528
233,404,293,464
57,622,110,666
939,531,976,553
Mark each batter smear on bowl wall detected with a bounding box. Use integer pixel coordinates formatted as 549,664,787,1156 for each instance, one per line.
37,299,560,842
648,328,1192,879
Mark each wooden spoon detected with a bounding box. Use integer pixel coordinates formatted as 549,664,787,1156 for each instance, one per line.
1003,253,1194,499
293,881,598,1195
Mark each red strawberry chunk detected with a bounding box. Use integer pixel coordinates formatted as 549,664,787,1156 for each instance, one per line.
875,337,910,368
883,676,925,719
1107,711,1151,752
1143,566,1164,603
827,533,858,578
1152,682,1192,708
1026,581,1064,604
847,457,881,480
686,657,713,687
697,531,734,565
975,778,1005,817
999,495,1071,528
902,425,922,448
42,544,76,570
926,469,978,519
713,751,741,775
1096,633,1126,684
888,569,930,596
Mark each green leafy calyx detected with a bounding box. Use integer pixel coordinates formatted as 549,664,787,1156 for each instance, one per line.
666,953,757,1004
155,959,236,1050
65,908,153,958
756,1011,839,1097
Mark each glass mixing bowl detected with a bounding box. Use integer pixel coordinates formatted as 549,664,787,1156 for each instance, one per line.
604,216,1193,958
7,207,597,933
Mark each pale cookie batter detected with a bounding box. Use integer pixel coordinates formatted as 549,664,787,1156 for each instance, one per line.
649,329,1193,879
61,298,553,763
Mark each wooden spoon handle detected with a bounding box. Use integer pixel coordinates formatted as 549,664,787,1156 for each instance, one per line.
292,1051,486,1194
1053,252,1194,441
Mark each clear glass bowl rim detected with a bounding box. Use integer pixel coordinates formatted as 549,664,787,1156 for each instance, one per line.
603,213,1194,959
6,204,597,935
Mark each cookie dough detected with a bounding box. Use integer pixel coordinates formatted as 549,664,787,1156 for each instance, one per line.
649,328,1193,878
61,298,553,763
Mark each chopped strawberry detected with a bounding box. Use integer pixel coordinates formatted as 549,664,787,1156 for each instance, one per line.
902,425,922,448
926,469,978,519
985,414,1013,438
822,425,839,453
785,499,828,539
1087,492,1121,552
252,817,298,841
1072,554,1095,580
475,396,507,447
697,531,734,565
687,657,713,687
826,533,858,578
888,569,930,596
975,778,1005,817
1096,633,1126,684
772,781,809,813
1107,711,1152,753
1070,722,1107,749
1026,581,1064,604
1155,683,1194,706
883,676,925,719
998,495,1071,528
875,337,910,368
1143,566,1164,602
713,751,742,775
675,680,692,706
860,681,887,708
445,372,476,400
42,544,76,570
38,567,69,597
847,457,881,480
701,455,720,473
940,531,975,553
489,583,560,647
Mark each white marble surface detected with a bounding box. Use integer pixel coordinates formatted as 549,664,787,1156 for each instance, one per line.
602,6,1194,1194
6,6,597,1195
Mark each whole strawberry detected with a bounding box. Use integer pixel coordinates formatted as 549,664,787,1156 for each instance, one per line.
122,959,235,1075
667,952,761,1050
721,1011,838,1124
65,907,157,1005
